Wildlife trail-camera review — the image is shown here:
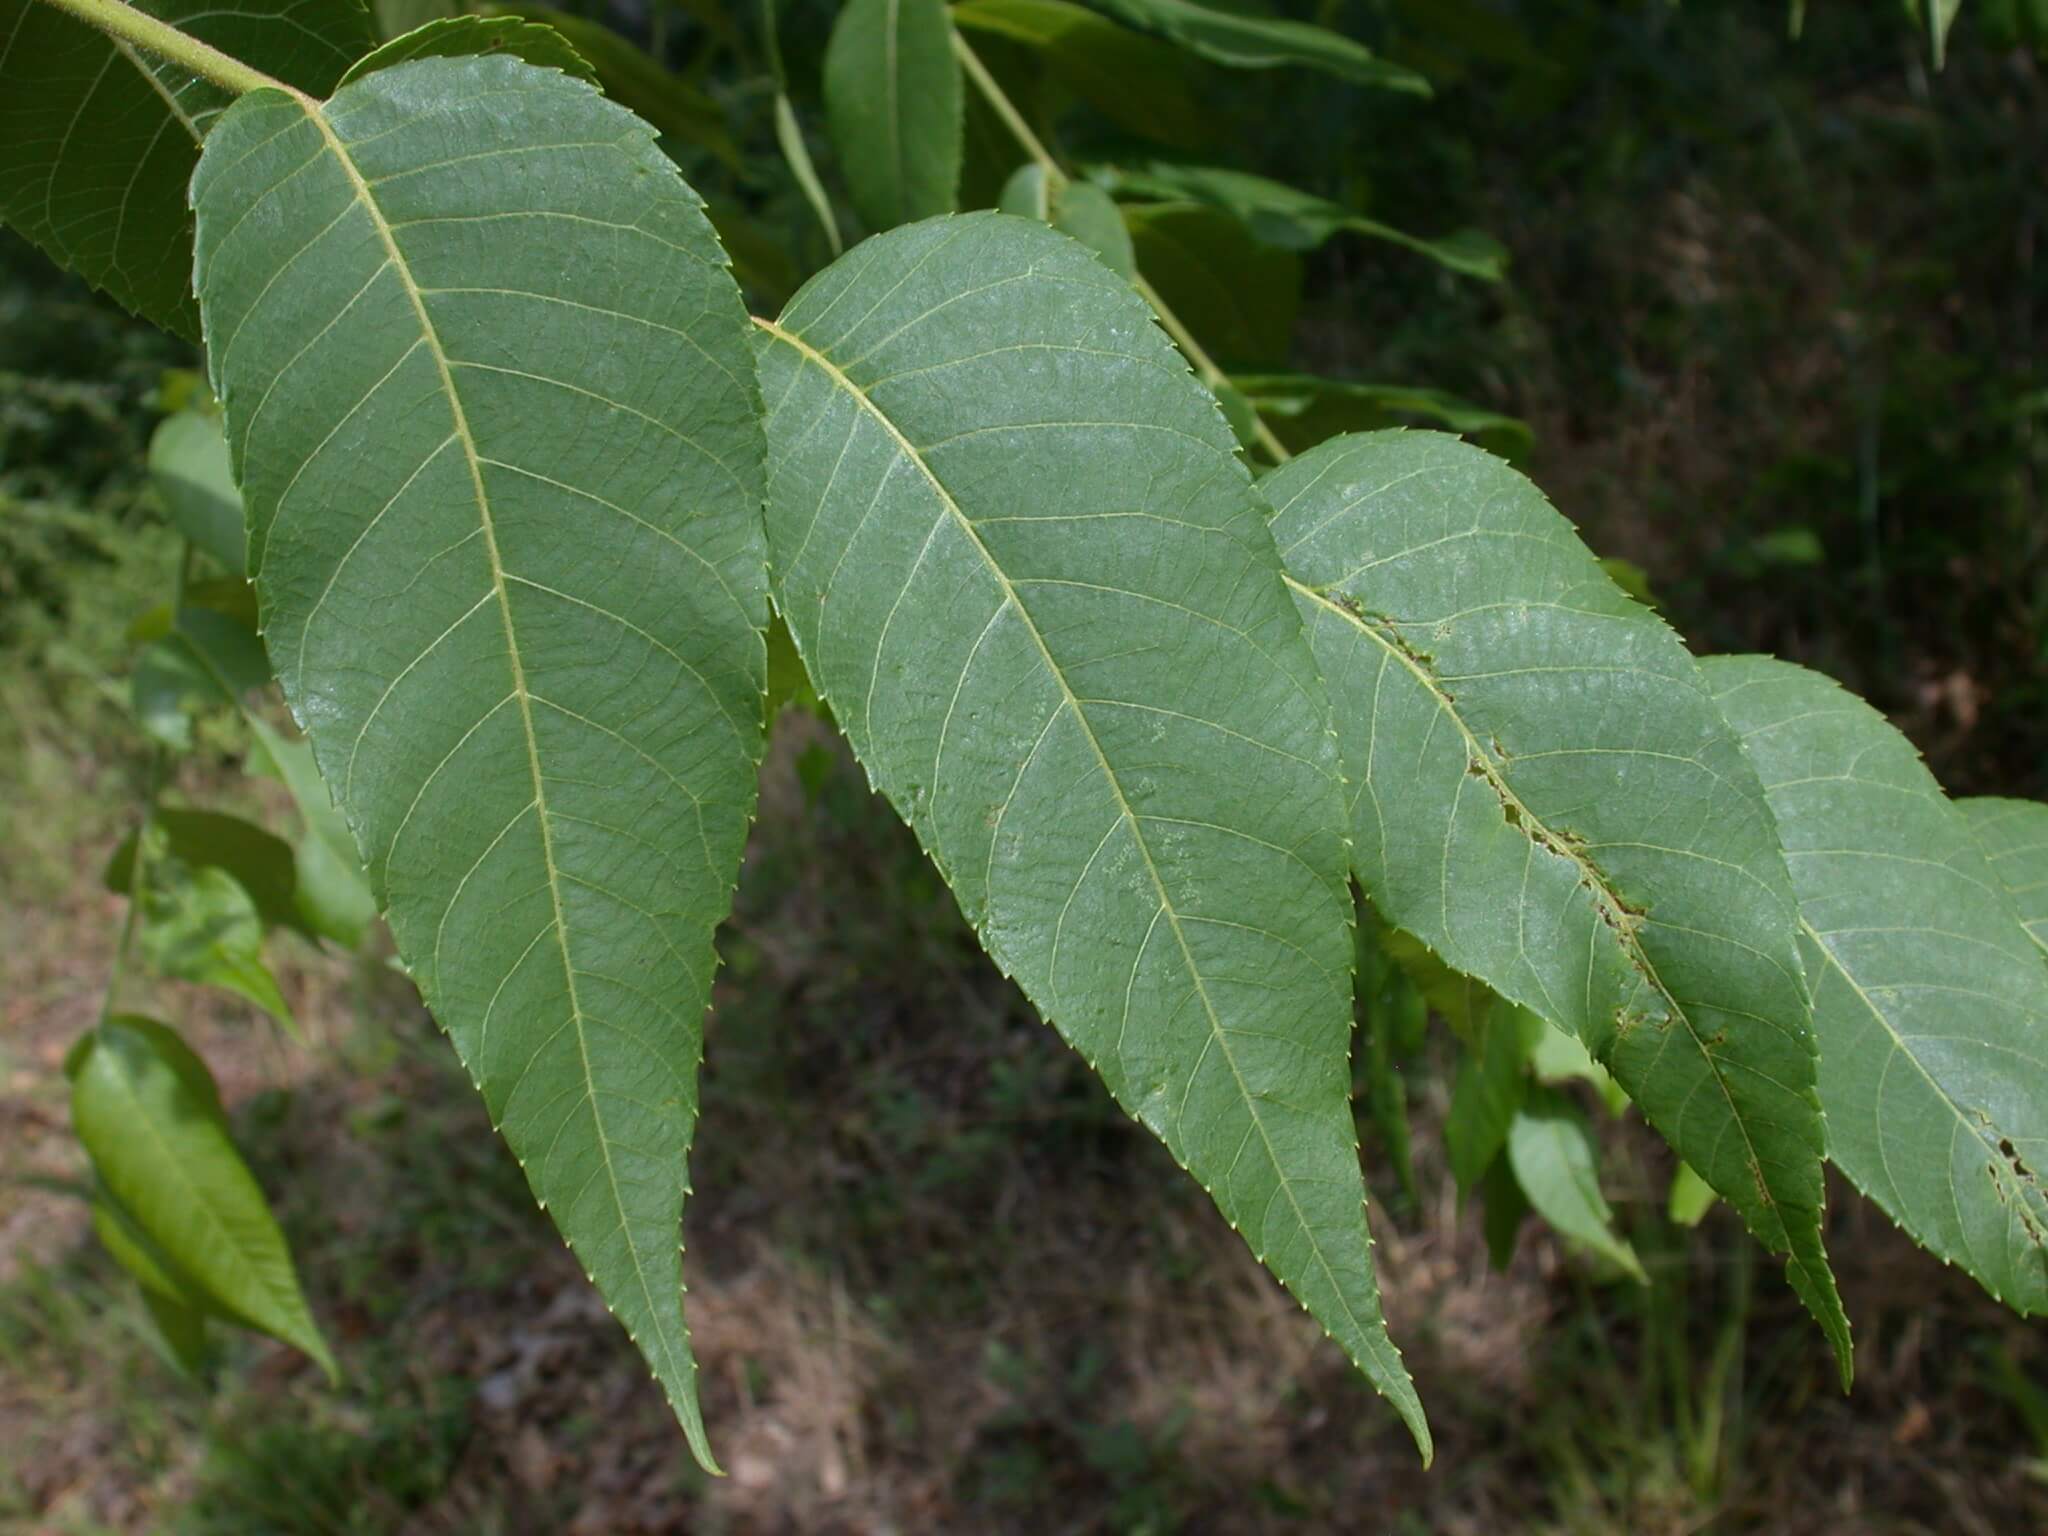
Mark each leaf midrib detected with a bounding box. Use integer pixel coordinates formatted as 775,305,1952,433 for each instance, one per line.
1286,574,1800,1248
287,88,685,1400
758,315,1407,1412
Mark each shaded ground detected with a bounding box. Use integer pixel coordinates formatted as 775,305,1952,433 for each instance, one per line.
3,722,2046,1534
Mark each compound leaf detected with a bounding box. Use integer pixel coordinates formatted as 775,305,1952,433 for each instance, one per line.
0,0,372,338
1961,797,2048,958
70,1016,333,1375
824,0,964,229
1705,656,2048,1314
1265,431,1848,1375
191,56,767,1470
756,213,1427,1457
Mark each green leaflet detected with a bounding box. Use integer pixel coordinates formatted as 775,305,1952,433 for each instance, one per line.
824,0,964,229
1507,1086,1647,1285
755,213,1428,1457
150,411,247,574
1962,797,2048,956
191,56,767,1471
951,0,1211,147
998,164,1135,276
0,0,372,338
70,1016,333,1375
1080,0,1429,93
1264,431,1849,1377
1705,657,2048,1314
1092,161,1507,281
1123,202,1300,367
337,14,597,87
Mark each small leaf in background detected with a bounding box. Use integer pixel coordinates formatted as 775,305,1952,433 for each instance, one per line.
776,95,846,256
1925,0,1964,66
1507,1087,1648,1285
952,0,1212,147
1668,1161,1718,1227
1095,160,1506,279
1232,373,1532,460
0,0,373,337
1480,1152,1529,1270
1962,797,2048,955
1123,202,1301,366
338,14,598,87
1079,0,1430,93
998,164,1135,275
131,608,270,752
137,851,295,1029
824,0,964,228
104,808,302,936
1596,555,1661,610
149,411,245,576
1355,910,1426,1206
1380,927,1495,1039
246,718,379,949
69,1017,333,1376
1446,1004,1539,1195
1705,656,2048,1315
764,612,825,720
1528,1014,1629,1117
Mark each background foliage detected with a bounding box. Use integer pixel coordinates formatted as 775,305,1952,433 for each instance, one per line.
1,0,2045,1531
